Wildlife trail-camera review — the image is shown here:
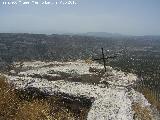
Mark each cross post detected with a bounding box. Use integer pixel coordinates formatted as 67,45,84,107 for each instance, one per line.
93,48,116,72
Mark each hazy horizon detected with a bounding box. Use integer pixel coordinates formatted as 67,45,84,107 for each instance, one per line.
0,0,160,36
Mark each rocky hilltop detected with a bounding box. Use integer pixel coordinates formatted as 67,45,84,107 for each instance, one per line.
4,60,160,120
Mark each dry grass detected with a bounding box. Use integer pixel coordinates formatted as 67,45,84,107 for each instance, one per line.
0,75,19,119
0,75,89,120
85,58,93,64
141,88,160,111
15,100,52,120
132,103,152,120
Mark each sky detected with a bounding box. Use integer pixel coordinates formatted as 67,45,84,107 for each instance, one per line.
0,0,160,35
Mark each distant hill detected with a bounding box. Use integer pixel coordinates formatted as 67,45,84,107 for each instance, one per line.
80,32,125,38
63,32,160,39
0,33,160,64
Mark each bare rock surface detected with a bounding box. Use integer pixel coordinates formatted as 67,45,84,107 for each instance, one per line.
5,60,159,120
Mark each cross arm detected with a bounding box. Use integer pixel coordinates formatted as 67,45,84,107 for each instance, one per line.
93,55,116,61
104,55,116,59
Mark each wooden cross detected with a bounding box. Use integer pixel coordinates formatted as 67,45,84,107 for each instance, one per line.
93,48,116,72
